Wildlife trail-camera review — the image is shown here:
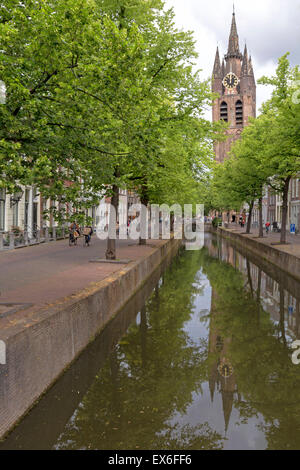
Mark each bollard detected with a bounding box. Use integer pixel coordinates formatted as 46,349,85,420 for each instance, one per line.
9,232,14,249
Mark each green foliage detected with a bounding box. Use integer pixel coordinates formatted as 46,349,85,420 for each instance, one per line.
258,54,300,188
0,0,220,222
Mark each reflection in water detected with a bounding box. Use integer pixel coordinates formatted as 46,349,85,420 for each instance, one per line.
2,234,300,450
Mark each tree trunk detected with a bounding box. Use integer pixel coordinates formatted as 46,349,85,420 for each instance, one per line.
258,197,263,238
105,6,125,260
246,200,254,234
140,306,148,369
257,268,262,303
246,260,254,298
280,177,291,244
279,287,287,347
256,268,262,326
106,184,119,260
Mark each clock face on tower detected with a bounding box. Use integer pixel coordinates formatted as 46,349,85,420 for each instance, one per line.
223,72,239,90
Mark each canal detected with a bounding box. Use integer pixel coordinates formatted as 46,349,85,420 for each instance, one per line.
1,233,300,450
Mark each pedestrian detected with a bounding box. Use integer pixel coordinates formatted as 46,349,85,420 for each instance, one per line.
265,221,270,234
83,225,93,246
69,221,80,246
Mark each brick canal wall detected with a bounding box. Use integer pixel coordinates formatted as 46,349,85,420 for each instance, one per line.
216,227,300,282
0,237,182,439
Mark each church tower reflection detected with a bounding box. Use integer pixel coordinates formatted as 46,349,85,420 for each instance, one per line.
208,290,239,433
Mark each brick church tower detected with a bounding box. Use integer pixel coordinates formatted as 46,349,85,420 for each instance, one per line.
212,10,256,163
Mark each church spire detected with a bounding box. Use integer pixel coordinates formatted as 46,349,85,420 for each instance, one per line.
241,44,249,75
248,55,254,77
226,10,242,59
213,46,222,78
222,388,234,433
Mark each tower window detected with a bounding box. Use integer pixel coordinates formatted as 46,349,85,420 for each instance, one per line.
235,100,243,125
220,101,228,122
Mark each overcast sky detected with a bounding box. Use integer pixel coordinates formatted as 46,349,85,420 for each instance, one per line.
164,0,300,116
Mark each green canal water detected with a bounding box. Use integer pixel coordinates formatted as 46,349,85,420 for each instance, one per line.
2,233,300,450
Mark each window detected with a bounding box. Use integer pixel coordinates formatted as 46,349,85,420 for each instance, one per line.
235,100,243,125
0,189,5,231
220,101,228,122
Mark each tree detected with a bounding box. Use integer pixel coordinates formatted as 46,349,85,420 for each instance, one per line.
228,114,271,236
0,0,223,259
209,54,300,243
258,54,300,244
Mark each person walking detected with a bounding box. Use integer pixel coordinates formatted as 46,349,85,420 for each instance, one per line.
69,221,80,246
242,214,246,229
83,225,93,246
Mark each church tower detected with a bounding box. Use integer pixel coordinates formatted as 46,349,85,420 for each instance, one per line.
212,10,256,163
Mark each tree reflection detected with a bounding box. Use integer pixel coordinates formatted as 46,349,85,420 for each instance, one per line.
55,252,224,450
53,238,300,450
201,247,300,450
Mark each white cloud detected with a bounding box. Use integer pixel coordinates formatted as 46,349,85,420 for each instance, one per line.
165,0,300,115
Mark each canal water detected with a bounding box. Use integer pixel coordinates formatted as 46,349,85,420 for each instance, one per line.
2,233,300,450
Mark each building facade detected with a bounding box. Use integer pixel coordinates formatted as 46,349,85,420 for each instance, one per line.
0,186,41,236
289,177,300,231
211,12,300,233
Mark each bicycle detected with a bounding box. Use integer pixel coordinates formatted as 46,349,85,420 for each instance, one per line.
69,230,78,246
83,234,91,247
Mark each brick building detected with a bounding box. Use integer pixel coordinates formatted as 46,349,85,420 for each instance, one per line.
289,177,300,231
212,10,256,163
211,11,300,233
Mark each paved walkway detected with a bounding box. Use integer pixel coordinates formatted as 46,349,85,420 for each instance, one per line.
2,223,299,317
0,236,162,308
224,224,300,258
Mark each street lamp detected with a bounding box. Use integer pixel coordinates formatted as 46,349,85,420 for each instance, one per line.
10,190,24,207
